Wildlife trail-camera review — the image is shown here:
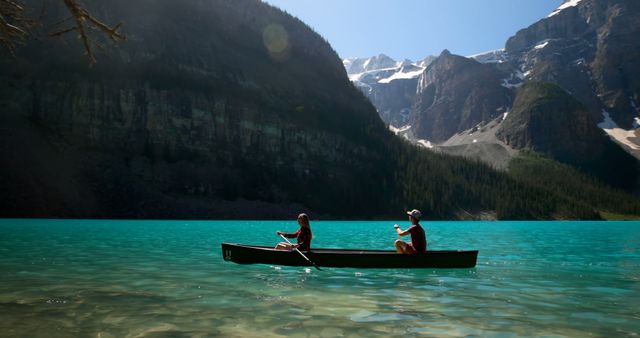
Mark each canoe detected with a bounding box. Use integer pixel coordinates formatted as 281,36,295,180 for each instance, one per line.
221,243,478,269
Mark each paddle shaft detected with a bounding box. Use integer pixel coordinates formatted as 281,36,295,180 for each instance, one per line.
279,234,321,270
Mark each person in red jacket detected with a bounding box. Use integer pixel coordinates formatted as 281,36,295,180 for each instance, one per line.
275,213,313,252
394,209,426,254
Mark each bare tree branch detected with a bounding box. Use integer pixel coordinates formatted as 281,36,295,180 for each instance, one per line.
0,0,29,56
60,0,126,65
0,0,126,64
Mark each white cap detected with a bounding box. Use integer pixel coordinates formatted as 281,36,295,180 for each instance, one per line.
406,209,422,219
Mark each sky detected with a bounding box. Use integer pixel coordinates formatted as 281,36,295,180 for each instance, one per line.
263,0,564,61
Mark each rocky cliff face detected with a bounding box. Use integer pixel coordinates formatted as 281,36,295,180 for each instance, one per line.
0,0,393,218
345,0,640,181
412,50,512,143
505,0,640,131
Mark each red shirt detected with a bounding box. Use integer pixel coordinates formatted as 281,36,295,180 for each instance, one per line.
407,224,426,253
282,227,312,251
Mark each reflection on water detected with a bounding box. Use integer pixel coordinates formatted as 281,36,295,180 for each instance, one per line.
0,219,639,337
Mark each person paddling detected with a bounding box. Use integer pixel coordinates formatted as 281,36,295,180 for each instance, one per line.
394,209,426,254
275,213,313,252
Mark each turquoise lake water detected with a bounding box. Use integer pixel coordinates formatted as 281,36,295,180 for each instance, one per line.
0,219,639,337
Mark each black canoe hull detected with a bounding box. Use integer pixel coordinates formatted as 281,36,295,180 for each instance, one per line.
221,243,478,269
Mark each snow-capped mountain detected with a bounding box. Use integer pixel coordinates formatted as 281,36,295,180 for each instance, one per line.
342,54,434,126
504,0,640,144
344,0,639,190
343,54,431,84
343,54,397,75
548,0,583,17
467,49,508,64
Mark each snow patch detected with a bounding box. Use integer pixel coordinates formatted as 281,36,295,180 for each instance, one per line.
502,71,524,89
389,125,411,135
417,139,433,149
378,68,425,84
348,66,398,82
467,49,507,64
598,110,640,150
502,81,523,89
348,73,362,82
362,58,371,70
534,40,550,50
502,112,509,121
634,117,640,129
548,0,583,17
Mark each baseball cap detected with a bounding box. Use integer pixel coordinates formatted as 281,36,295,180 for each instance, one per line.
406,209,422,219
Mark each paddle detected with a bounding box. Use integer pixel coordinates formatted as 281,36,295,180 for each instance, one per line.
279,234,322,271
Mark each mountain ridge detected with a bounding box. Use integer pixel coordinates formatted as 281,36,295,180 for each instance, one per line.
1,0,638,219
344,0,639,191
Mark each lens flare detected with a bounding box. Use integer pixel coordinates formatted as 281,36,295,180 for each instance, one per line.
262,23,290,62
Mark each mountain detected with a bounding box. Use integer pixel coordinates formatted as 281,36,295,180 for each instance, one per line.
497,82,607,159
345,0,640,190
487,0,640,188
343,54,398,74
412,49,512,143
496,82,637,188
505,0,640,141
343,54,434,127
1,0,637,220
468,49,508,64
0,0,393,218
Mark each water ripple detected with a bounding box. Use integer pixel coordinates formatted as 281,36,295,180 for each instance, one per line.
0,219,639,337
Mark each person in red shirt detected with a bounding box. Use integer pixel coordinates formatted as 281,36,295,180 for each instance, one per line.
394,209,426,254
275,213,313,252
